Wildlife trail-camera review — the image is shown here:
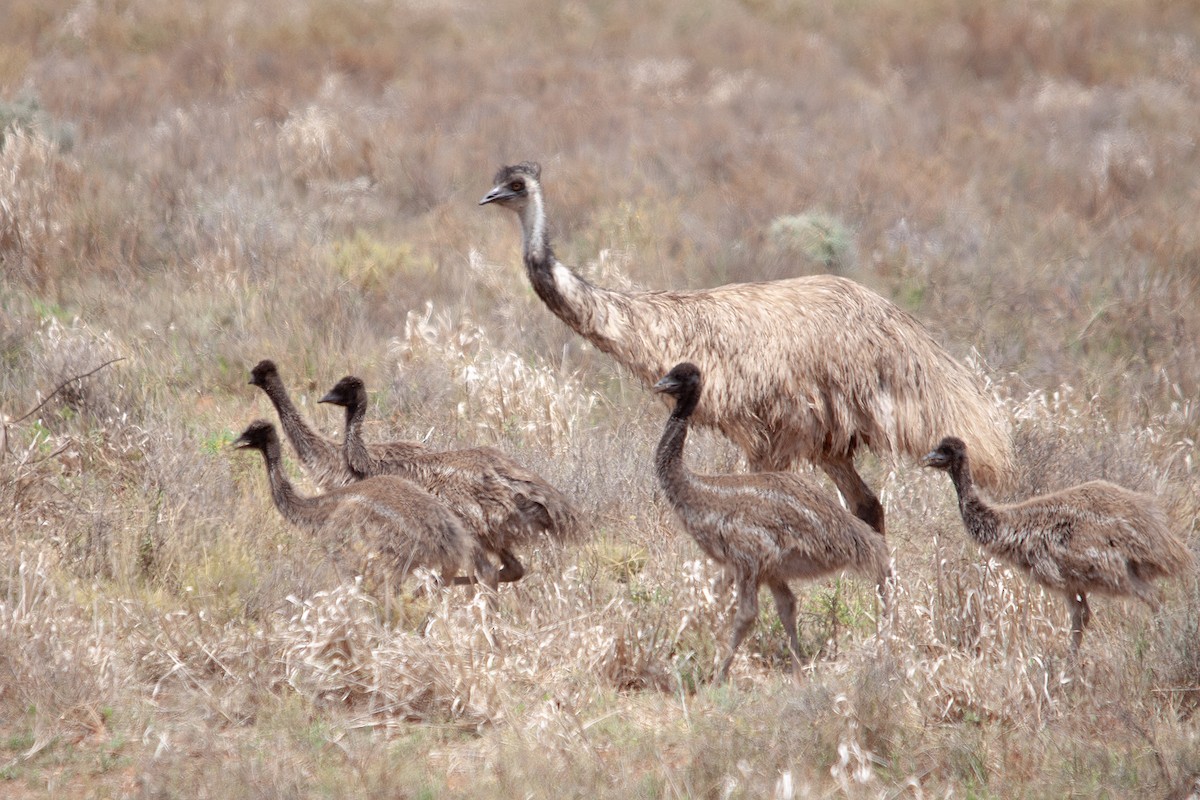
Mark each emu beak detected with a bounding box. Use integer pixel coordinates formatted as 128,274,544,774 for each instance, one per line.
920,451,944,468
652,376,672,394
478,185,510,206
317,391,336,405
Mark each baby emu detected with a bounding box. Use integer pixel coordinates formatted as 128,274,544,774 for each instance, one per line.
232,419,498,596
922,436,1195,652
653,362,891,683
319,376,582,586
248,359,429,490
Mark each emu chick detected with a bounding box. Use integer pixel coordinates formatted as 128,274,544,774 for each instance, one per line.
923,435,1195,651
654,362,891,683
233,419,497,595
319,375,582,586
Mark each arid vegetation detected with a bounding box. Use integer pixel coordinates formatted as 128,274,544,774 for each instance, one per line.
2,0,1199,796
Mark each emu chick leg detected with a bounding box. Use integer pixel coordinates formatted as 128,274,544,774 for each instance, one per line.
717,573,761,684
1068,591,1091,652
768,580,803,675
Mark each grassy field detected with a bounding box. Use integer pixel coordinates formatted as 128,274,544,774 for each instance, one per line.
3,0,1200,796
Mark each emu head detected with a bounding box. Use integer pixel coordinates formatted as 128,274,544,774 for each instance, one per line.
319,376,367,409
653,362,702,399
653,362,703,417
921,436,968,471
232,419,277,452
248,359,279,388
479,162,541,210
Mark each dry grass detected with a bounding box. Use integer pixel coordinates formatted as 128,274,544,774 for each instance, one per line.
3,0,1200,796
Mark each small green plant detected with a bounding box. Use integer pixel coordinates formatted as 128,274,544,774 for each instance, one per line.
0,96,73,152
28,419,54,454
29,297,69,323
4,730,34,753
329,230,434,293
200,428,235,456
628,580,673,608
94,733,128,775
0,96,41,147
768,211,854,271
588,539,647,583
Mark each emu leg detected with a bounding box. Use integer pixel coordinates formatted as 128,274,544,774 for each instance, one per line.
822,454,885,536
768,580,803,677
876,568,894,629
717,573,760,684
1068,591,1091,652
496,547,526,584
1127,568,1164,611
472,549,500,594
468,549,500,615
445,550,500,595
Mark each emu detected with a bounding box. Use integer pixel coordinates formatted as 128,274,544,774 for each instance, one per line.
248,359,428,490
654,362,891,683
922,436,1195,651
232,419,498,596
318,375,582,585
481,162,1014,536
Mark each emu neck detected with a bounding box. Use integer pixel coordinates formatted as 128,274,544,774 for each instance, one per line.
261,378,329,469
518,191,636,354
343,400,371,478
655,398,700,505
259,441,327,533
523,250,596,336
946,457,1000,546
520,191,550,265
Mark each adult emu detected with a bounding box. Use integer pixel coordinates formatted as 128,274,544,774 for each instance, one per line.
481,162,1013,535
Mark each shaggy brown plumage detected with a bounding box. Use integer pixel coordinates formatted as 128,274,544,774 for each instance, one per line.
232,419,498,594
319,376,583,585
249,359,428,490
654,363,891,683
923,436,1195,651
481,163,1014,536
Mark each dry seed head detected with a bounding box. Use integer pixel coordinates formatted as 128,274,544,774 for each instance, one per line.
390,302,599,448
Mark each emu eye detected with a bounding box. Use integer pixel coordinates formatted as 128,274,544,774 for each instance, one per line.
510,180,524,192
